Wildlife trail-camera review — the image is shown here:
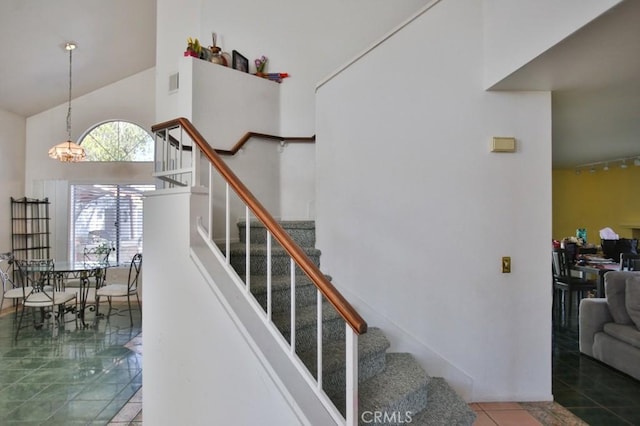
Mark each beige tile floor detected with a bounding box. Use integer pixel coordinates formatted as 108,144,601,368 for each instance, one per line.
108,387,142,425
111,394,584,425
471,401,588,426
109,333,143,425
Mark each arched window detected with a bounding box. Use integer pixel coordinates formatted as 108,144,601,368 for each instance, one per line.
80,121,153,161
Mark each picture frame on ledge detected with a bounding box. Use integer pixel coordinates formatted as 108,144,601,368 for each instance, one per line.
232,50,249,73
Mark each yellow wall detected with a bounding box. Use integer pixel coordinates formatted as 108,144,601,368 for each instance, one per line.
553,165,640,243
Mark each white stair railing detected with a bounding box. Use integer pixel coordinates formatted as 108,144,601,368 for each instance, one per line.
152,118,366,426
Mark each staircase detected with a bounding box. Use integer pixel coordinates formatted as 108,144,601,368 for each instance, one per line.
228,220,476,425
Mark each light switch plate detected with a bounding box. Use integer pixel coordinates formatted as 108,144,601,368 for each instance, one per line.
502,256,511,273
491,137,516,152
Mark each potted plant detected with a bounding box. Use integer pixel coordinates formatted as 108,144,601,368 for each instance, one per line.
184,37,202,58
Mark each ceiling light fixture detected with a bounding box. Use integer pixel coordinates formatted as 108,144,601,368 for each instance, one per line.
48,42,86,162
574,155,640,174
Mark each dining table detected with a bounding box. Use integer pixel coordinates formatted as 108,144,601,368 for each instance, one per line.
572,256,620,298
48,260,110,327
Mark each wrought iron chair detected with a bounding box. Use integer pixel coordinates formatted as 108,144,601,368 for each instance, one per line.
0,254,23,317
83,245,114,286
95,253,142,326
84,245,113,264
14,258,77,339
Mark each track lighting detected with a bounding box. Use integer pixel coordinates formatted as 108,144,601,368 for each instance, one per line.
574,156,640,174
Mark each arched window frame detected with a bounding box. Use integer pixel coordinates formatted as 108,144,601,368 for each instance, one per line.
78,120,154,162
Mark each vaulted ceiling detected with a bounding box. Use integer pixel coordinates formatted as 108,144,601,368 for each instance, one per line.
0,0,637,168
0,0,156,118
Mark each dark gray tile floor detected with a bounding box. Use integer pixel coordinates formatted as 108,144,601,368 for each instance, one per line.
0,305,141,425
553,300,640,425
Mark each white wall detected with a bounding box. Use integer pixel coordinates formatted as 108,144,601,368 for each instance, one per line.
317,0,552,402
0,109,26,254
280,143,316,219
155,0,429,220
185,57,316,221
176,57,284,238
156,0,428,136
155,0,201,123
143,189,302,425
24,69,156,259
483,0,622,88
199,0,429,135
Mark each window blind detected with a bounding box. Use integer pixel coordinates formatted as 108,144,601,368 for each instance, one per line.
69,184,155,264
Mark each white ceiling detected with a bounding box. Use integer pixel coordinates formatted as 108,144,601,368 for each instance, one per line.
0,0,156,118
0,0,637,168
491,0,640,168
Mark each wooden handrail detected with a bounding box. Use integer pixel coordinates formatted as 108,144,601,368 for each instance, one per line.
155,129,314,155
151,118,367,335
215,132,315,156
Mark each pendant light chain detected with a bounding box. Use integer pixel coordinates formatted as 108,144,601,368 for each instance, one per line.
48,42,85,162
66,43,74,140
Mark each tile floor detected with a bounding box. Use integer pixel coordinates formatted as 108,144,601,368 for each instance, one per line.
551,305,640,425
0,302,142,425
470,298,640,426
3,292,639,425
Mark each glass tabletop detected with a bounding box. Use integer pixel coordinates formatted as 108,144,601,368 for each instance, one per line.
51,260,111,273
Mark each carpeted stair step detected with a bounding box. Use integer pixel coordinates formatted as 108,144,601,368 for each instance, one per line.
410,377,476,425
272,301,345,353
357,353,429,425
228,242,321,276
231,219,475,425
244,274,330,313
329,352,429,424
238,220,316,247
297,327,390,398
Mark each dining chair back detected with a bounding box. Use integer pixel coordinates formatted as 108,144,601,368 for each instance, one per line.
552,248,572,279
83,246,113,265
95,253,142,326
83,245,114,284
0,256,22,316
552,248,596,320
620,252,640,271
13,258,77,339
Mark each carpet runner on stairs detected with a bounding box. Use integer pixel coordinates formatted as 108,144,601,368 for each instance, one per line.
229,220,475,425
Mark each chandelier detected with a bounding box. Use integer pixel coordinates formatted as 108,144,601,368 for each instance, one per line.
48,42,86,162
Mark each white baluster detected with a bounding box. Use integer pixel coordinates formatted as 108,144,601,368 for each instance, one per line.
225,184,230,264
179,126,184,170
317,289,323,390
290,258,296,355
267,230,272,321
208,163,213,240
245,207,250,291
345,327,358,426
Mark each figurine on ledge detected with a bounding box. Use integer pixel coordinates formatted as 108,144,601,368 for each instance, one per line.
254,55,289,83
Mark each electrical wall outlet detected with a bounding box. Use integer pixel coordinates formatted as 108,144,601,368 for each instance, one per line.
502,256,511,273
